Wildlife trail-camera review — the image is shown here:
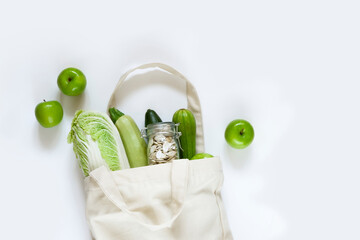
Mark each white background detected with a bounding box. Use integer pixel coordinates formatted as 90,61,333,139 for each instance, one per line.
0,0,359,239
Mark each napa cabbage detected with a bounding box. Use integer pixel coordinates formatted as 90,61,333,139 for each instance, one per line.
68,110,129,176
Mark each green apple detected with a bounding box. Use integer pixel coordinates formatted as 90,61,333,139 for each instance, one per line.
190,153,214,160
35,100,63,128
225,119,254,149
57,67,86,96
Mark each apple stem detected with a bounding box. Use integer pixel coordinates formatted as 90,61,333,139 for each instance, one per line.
68,77,72,82
43,99,46,102
240,128,245,136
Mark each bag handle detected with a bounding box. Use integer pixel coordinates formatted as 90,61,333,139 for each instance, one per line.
89,159,190,231
107,62,205,153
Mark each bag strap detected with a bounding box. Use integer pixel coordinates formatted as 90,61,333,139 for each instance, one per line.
106,62,205,153
89,159,190,231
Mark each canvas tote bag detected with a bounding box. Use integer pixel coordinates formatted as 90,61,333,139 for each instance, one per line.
84,63,233,240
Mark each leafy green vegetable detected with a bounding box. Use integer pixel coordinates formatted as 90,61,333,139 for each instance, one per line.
68,110,129,176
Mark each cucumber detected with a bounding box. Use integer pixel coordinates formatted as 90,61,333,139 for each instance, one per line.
109,107,124,123
109,108,148,168
145,109,162,127
172,109,196,159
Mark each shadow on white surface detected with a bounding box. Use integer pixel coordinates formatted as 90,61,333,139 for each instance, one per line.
72,154,86,191
59,151,93,240
109,68,187,125
223,142,253,169
59,91,87,118
115,70,183,105
37,123,62,149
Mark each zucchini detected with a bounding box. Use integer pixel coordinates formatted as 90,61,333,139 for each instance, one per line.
109,107,124,122
145,109,162,127
172,109,196,159
109,108,148,168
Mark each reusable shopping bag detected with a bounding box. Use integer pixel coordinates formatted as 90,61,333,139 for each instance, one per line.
84,63,233,240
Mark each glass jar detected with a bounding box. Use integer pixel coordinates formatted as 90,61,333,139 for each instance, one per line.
142,122,181,165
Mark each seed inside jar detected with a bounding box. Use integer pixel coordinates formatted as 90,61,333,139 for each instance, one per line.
148,133,178,164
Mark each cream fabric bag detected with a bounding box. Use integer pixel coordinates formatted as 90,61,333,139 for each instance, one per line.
84,63,233,240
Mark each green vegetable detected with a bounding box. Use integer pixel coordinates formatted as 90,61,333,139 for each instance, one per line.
109,108,124,123
109,108,148,168
67,110,129,177
145,109,162,127
172,108,196,159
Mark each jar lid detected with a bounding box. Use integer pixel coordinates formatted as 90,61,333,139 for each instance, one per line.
142,122,179,137
147,122,175,129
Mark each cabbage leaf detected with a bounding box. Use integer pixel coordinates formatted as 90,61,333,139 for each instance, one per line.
68,110,129,176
